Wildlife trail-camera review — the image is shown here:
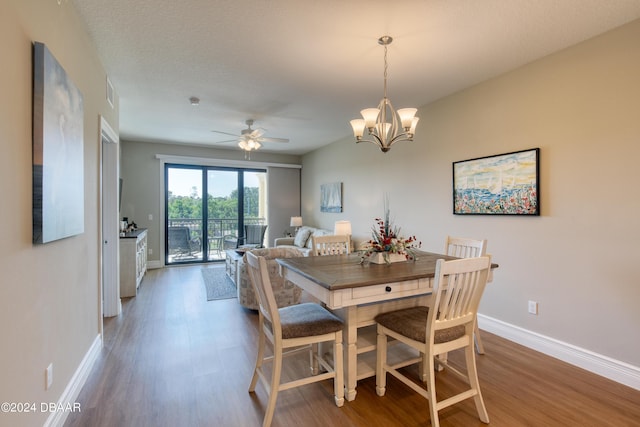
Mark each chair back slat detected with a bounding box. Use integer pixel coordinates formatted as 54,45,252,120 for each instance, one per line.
444,236,487,258
245,251,280,332
429,256,491,333
311,234,351,256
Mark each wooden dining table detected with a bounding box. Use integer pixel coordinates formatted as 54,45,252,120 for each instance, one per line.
276,250,497,401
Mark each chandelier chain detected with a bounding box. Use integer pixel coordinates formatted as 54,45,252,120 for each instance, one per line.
383,44,388,100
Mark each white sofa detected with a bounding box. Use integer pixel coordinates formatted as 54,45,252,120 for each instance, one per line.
273,225,333,256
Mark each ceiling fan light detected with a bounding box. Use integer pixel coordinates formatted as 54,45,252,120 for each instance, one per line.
238,139,262,152
214,119,288,154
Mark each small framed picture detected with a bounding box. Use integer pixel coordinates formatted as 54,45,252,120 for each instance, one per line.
453,148,539,215
320,182,342,213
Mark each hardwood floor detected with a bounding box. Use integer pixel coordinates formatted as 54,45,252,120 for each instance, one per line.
65,265,640,427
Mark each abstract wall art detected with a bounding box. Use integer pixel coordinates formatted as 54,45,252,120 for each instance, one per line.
33,42,85,243
320,182,342,213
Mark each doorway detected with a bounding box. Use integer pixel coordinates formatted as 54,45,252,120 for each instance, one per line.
100,116,120,318
164,164,266,265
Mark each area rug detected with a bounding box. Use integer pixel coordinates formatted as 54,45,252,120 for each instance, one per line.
201,267,237,301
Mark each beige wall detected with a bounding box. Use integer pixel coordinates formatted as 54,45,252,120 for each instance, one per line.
302,20,640,367
1,3,638,421
120,140,301,263
0,1,117,425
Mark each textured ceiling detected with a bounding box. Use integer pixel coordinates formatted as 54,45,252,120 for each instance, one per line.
71,0,640,155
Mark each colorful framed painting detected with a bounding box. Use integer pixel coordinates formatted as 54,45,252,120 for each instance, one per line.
33,42,85,243
453,148,539,215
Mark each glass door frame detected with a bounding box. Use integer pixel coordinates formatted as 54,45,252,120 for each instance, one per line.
164,163,266,265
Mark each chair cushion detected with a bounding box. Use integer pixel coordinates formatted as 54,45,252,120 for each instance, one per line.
375,306,465,344
293,226,313,248
278,303,344,339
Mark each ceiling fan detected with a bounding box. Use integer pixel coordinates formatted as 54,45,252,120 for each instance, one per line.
211,119,289,152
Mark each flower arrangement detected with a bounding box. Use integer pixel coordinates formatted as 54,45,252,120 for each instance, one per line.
360,202,421,264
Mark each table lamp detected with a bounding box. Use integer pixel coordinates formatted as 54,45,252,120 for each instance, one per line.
334,220,352,237
290,216,302,235
334,220,353,251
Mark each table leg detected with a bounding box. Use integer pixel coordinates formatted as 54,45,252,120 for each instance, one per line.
339,307,358,401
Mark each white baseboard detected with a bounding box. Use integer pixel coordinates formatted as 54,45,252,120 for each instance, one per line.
478,314,640,391
147,260,162,269
44,334,102,427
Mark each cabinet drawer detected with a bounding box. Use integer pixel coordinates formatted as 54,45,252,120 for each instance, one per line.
351,280,419,300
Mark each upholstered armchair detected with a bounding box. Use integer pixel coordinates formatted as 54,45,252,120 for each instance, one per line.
237,247,305,309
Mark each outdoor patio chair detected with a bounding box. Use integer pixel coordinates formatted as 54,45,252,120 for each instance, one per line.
167,226,199,259
238,224,268,249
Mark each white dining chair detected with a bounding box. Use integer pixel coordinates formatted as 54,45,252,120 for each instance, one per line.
311,234,351,256
375,256,492,427
245,251,345,427
444,236,487,354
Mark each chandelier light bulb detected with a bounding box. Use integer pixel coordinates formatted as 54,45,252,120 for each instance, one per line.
361,108,380,129
397,108,417,129
350,119,366,138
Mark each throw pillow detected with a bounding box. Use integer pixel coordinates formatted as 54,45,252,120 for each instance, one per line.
293,227,313,248
306,229,331,249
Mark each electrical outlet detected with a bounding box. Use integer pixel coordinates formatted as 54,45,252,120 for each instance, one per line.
148,214,153,220
528,300,538,315
46,363,53,389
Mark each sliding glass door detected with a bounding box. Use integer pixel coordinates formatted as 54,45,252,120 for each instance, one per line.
165,164,266,265
166,166,204,263
206,169,239,260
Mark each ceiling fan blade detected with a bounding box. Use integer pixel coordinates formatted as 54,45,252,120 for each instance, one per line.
213,120,289,146
211,130,241,137
259,137,289,143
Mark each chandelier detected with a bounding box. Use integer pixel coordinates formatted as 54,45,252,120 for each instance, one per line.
350,36,419,153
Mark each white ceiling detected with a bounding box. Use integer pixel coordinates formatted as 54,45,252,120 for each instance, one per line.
71,0,640,155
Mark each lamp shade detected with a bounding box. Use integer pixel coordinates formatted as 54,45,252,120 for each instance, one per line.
290,216,303,227
334,220,352,236
350,119,366,138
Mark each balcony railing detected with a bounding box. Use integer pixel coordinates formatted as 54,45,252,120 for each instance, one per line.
167,217,265,262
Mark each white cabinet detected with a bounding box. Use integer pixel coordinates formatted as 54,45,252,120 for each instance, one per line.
120,228,147,297
224,249,239,285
